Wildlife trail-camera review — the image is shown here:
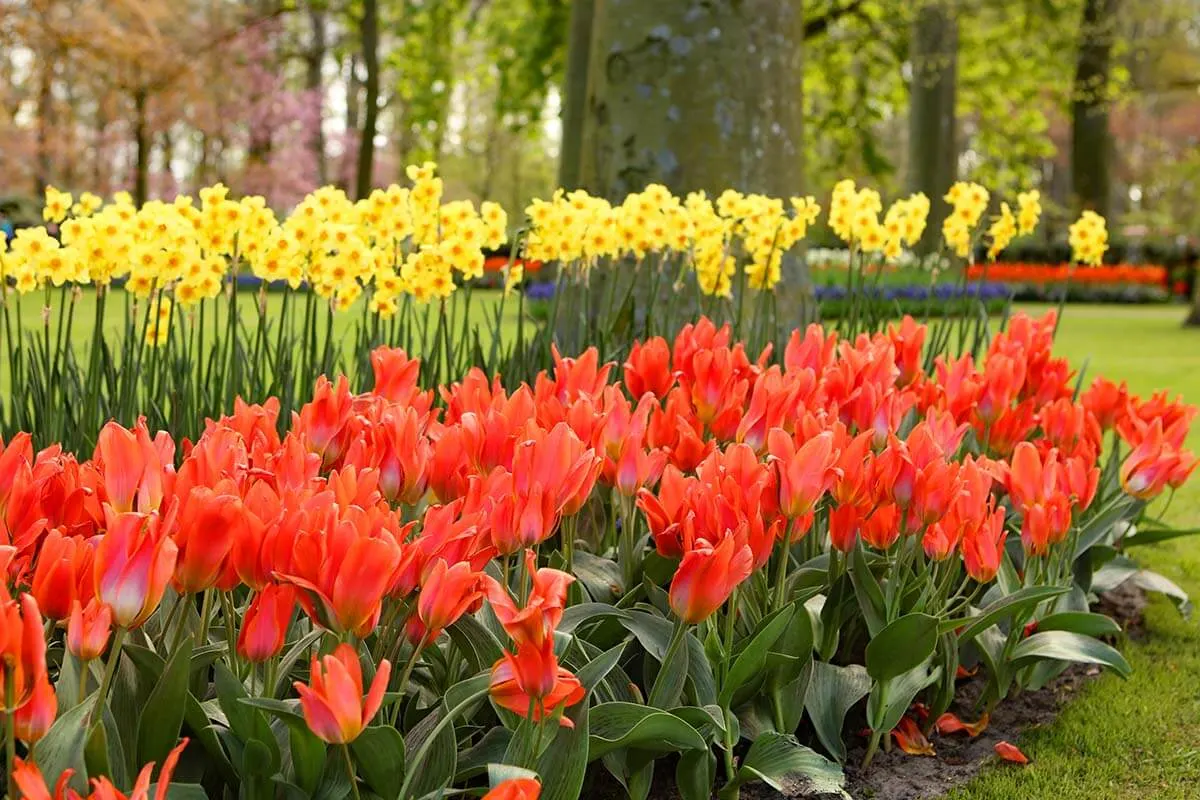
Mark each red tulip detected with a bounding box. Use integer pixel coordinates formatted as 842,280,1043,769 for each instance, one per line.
172,485,243,594
417,559,486,641
0,593,48,713
483,777,542,800
768,429,840,519
67,599,112,661
862,503,901,551
624,337,674,399
828,503,863,553
961,507,1006,583
294,375,355,467
489,638,585,727
94,419,172,514
485,550,573,648
14,674,56,743
14,739,187,800
237,584,297,663
94,509,178,629
669,533,753,624
295,643,391,745
1120,419,1195,500
371,346,425,406
30,530,92,621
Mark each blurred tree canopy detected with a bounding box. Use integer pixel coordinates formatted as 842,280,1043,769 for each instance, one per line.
1,0,1198,236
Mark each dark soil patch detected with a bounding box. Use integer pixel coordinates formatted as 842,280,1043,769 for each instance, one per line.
588,585,1146,800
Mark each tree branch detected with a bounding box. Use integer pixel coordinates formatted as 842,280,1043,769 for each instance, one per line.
804,0,870,40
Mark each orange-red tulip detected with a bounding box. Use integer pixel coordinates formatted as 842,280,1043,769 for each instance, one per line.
624,337,674,400
828,503,862,553
768,429,840,519
67,599,112,661
961,507,1006,583
483,777,542,800
94,509,177,629
294,643,391,744
30,530,92,621
417,559,486,640
0,593,48,713
14,738,187,800
485,550,572,648
1120,419,1195,500
172,485,243,594
669,533,753,624
93,419,172,514
237,584,297,663
489,638,585,727
14,674,56,743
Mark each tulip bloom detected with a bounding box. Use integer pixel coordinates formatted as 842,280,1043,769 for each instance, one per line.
172,486,243,594
294,644,391,745
961,508,1006,583
623,337,674,399
828,504,862,553
30,530,92,621
489,638,585,727
14,675,56,743
94,510,178,630
485,551,573,647
483,777,542,800
14,738,187,800
94,419,172,514
67,599,112,661
669,533,753,624
0,593,49,712
237,584,297,663
417,559,486,641
1120,419,1195,500
768,429,839,519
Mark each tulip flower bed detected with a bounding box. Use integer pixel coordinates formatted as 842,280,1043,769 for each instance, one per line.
1,308,1196,800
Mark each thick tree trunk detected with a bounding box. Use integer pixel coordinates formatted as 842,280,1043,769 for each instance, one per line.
35,52,54,194
307,3,328,185
907,0,958,254
1071,0,1119,220
583,0,804,200
356,0,380,200
133,88,150,206
559,0,602,189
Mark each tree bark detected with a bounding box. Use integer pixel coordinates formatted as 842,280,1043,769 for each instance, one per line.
307,2,328,185
355,0,380,200
583,0,805,201
35,49,54,194
1071,0,1119,220
559,0,602,189
907,0,958,254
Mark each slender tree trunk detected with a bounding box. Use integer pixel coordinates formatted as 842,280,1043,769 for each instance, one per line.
356,0,380,199
559,0,602,189
1071,0,1119,219
307,2,328,185
161,128,175,194
35,50,54,194
908,0,958,254
133,88,150,206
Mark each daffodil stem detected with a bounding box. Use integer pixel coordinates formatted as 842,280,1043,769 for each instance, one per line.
342,744,361,800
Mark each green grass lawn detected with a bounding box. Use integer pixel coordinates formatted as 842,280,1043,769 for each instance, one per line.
953,304,1200,800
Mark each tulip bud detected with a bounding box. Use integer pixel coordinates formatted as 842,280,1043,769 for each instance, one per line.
67,599,112,661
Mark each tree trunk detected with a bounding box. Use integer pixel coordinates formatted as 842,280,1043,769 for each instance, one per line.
907,0,958,254
133,87,150,206
35,50,54,194
355,0,380,200
583,0,804,200
1071,0,1119,220
307,2,328,185
559,0,602,189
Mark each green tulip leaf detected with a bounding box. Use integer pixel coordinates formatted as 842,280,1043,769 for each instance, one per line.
865,613,938,682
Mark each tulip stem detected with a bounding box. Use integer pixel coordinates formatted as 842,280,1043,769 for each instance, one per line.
91,627,127,727
772,539,791,612
77,658,90,706
196,589,213,648
6,668,16,800
342,744,361,800
390,634,428,727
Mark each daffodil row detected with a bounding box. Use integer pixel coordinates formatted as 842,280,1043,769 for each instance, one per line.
6,170,1109,321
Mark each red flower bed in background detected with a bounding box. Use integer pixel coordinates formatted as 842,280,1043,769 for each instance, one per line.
968,262,1168,287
